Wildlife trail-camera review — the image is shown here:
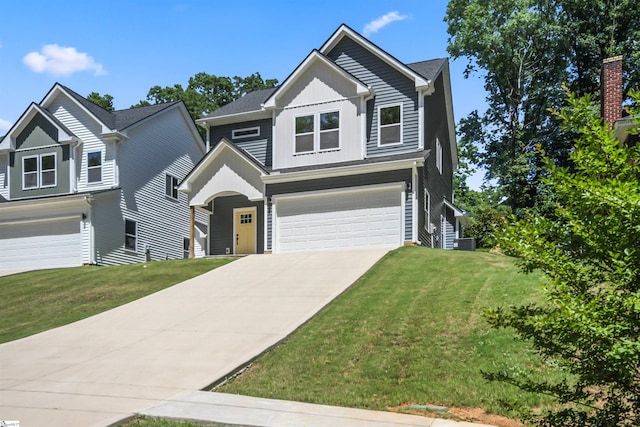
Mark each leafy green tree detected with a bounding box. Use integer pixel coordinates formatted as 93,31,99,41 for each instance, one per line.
487,90,640,426
445,0,639,213
87,92,114,111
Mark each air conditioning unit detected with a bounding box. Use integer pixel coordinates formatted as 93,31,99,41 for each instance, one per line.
454,238,476,251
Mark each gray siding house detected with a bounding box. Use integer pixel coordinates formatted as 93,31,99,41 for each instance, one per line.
180,24,465,255
0,84,206,269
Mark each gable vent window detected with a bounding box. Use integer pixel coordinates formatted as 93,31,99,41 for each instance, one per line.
295,111,340,154
232,126,260,139
87,151,102,183
22,153,56,190
165,174,179,200
379,104,402,145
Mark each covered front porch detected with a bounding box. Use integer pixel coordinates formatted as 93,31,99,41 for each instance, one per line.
179,139,268,257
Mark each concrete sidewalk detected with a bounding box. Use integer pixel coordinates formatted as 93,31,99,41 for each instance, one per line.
0,248,389,427
142,391,497,427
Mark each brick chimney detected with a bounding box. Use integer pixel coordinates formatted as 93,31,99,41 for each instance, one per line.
601,55,623,129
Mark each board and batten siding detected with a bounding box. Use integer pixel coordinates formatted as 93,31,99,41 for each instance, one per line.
95,107,203,265
272,60,363,170
209,118,272,166
48,94,117,191
326,36,419,157
209,195,264,255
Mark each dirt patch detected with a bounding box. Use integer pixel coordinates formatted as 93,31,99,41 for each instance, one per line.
387,403,522,427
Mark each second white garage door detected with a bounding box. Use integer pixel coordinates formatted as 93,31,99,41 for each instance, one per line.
275,186,403,253
0,219,82,270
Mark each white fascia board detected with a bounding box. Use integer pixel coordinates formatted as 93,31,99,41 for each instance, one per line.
178,139,266,193
263,50,372,110
196,109,271,127
613,117,637,142
262,157,425,184
41,84,113,134
319,25,432,92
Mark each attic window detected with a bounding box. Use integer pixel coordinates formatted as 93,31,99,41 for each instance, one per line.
232,126,260,139
435,138,443,174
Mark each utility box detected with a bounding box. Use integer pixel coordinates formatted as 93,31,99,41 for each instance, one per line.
454,238,476,251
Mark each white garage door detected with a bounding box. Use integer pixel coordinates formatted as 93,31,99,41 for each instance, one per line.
0,219,82,269
276,186,403,253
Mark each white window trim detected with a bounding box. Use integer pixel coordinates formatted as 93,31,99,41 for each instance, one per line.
40,153,57,188
22,152,57,190
87,151,103,184
293,110,341,155
436,138,443,174
378,103,403,147
22,154,39,190
232,126,260,140
124,219,138,252
165,173,179,200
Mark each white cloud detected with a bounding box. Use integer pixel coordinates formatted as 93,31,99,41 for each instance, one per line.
23,44,106,77
0,118,12,133
363,11,409,36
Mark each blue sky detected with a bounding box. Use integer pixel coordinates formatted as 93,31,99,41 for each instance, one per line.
0,0,487,187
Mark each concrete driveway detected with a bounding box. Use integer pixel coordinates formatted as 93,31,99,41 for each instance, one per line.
0,248,389,427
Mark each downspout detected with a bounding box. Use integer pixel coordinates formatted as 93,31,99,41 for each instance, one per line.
412,161,419,244
189,206,195,258
84,194,95,264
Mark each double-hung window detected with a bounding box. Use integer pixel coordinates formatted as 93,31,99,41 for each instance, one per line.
22,153,56,189
125,219,137,252
87,151,102,183
379,104,402,145
165,174,179,199
294,111,340,154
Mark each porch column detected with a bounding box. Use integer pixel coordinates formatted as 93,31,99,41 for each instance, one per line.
189,206,195,259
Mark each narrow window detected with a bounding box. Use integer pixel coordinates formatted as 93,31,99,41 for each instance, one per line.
424,189,431,231
436,138,443,174
165,174,179,199
232,126,260,139
183,237,190,259
379,104,402,145
295,115,314,153
319,111,340,150
87,151,102,183
23,156,38,189
125,219,137,252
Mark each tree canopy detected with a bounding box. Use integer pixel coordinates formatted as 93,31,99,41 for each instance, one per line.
446,0,640,213
489,90,640,426
86,92,114,112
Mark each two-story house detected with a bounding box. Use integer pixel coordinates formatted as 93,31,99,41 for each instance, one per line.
179,24,465,255
0,83,206,269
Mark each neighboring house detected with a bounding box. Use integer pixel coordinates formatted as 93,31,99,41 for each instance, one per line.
602,55,639,145
179,24,465,256
0,83,206,269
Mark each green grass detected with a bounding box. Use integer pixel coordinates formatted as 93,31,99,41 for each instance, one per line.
0,258,233,343
217,247,558,419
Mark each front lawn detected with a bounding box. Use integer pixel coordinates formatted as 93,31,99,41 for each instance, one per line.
217,247,558,423
0,258,233,343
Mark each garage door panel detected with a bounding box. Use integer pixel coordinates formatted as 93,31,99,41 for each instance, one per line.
1,220,81,269
276,187,402,253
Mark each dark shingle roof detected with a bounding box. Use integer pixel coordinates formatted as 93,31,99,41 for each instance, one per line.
57,84,180,131
407,58,448,82
203,87,277,119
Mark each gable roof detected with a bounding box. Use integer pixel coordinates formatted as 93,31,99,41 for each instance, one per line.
262,49,372,109
202,88,276,120
320,24,432,93
407,59,448,83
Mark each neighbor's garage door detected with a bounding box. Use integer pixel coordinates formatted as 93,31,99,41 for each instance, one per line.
0,219,82,270
275,186,403,253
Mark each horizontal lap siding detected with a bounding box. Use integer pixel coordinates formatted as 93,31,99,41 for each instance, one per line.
209,118,272,167
98,108,203,265
326,37,419,156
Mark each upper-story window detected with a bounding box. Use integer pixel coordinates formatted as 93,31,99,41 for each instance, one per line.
295,111,340,154
232,126,260,139
379,104,402,146
435,138,443,174
165,174,179,199
87,151,102,183
22,153,56,190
